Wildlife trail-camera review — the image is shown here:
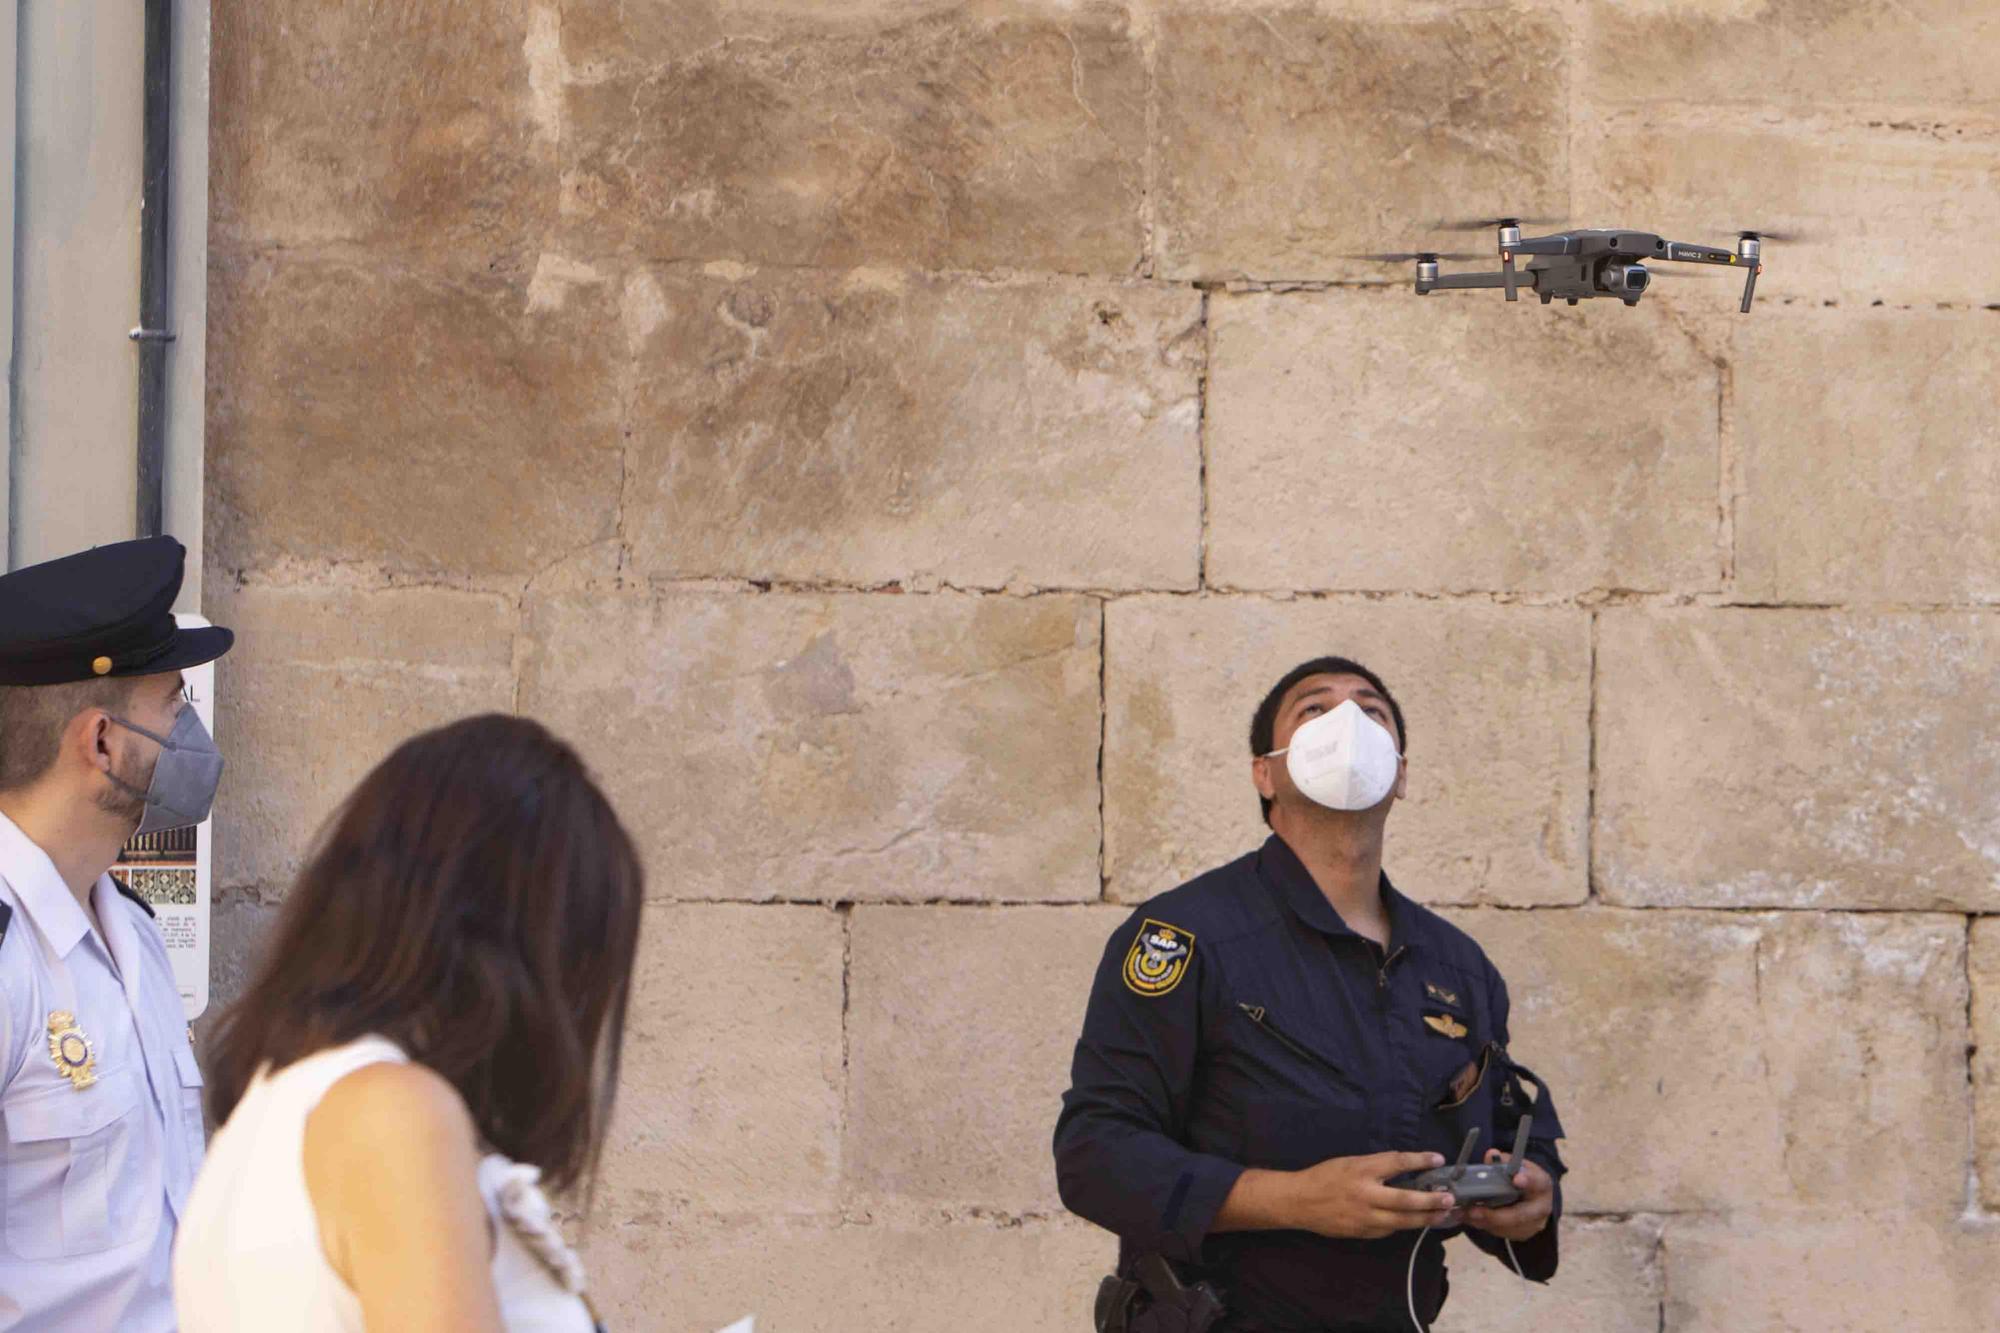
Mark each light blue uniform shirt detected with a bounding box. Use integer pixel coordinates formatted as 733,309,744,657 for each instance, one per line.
0,810,204,1330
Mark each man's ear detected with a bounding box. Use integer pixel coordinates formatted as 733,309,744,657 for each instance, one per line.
71,708,116,776
1393,754,1408,801
1251,753,1279,802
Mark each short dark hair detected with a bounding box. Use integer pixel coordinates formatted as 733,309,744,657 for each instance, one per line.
205,714,645,1198
0,678,136,792
1249,656,1407,825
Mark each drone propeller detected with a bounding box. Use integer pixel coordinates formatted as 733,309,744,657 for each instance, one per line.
1427,215,1563,233
1340,251,1483,263
1736,228,1804,243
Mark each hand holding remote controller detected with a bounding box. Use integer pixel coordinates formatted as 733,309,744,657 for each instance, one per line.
1385,1116,1533,1209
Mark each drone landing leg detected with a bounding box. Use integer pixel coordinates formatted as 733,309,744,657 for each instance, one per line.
1501,251,1519,302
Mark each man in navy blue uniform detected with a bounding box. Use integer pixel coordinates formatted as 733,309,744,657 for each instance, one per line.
1054,656,1567,1333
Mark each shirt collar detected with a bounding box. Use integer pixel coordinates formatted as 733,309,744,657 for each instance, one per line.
0,808,94,958
90,878,146,1009
1255,832,1421,953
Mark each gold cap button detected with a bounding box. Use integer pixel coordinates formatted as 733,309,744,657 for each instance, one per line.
91,656,113,676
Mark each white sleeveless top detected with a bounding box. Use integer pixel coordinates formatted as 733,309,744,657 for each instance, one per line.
172,1036,597,1331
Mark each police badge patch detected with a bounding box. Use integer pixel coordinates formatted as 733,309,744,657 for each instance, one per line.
1122,919,1195,997
46,1012,97,1090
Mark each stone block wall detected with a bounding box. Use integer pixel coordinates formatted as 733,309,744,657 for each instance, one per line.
203,2,1999,1329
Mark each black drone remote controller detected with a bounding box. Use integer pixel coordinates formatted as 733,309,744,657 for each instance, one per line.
1387,1116,1532,1208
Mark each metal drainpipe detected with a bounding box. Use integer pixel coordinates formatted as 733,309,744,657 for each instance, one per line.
132,0,174,540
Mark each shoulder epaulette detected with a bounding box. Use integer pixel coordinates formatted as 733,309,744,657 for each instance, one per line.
113,880,156,919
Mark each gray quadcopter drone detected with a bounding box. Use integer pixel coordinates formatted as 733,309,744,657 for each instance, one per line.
1354,217,1791,313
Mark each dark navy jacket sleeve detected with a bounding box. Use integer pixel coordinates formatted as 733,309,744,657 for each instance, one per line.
1052,910,1244,1264
1467,963,1567,1281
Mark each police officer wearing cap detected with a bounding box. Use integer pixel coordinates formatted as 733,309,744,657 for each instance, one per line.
1055,656,1568,1333
0,536,232,1330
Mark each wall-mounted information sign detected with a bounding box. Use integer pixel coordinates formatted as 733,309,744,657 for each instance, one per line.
108,613,214,1019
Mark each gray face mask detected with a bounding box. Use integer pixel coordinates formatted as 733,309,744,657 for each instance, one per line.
106,708,225,836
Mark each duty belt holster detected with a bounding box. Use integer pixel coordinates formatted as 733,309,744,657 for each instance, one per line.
1093,1254,1225,1333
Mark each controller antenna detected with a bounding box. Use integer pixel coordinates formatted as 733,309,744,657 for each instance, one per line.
1449,1129,1479,1183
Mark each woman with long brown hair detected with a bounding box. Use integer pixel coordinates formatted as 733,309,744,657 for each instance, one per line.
173,714,644,1331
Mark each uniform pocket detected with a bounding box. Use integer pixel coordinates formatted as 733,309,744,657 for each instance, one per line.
1429,1040,1503,1155
1434,1042,1494,1112
1235,1003,1364,1094
1241,1093,1373,1172
2,1068,148,1259
1234,1004,1374,1170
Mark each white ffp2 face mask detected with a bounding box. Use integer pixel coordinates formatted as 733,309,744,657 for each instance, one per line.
1266,698,1402,812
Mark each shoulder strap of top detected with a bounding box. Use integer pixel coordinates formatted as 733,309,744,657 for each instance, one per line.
271,1035,411,1114
478,1153,589,1295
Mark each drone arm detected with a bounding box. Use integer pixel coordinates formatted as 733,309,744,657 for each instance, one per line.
1497,235,1566,303
1737,264,1760,314
1660,238,1764,313
1417,270,1527,293
1660,240,1737,266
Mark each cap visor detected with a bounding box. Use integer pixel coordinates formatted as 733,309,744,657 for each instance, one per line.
127,625,235,677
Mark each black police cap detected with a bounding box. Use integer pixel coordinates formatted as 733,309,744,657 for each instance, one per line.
0,536,234,686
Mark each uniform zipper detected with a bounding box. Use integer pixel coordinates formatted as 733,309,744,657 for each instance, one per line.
1376,944,1407,990
1236,1002,1357,1087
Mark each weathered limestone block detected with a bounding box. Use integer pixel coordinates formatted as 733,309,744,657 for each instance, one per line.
1731,308,2000,604
620,267,1203,589
1152,7,1567,280
1581,0,2000,110
519,591,1102,902
581,1215,1112,1332
1597,609,2000,910
559,2,1147,273
203,582,516,894
191,895,283,1039
1205,290,1720,595
1447,908,1969,1216
208,252,623,579
1444,1216,1663,1333
1575,111,2000,306
596,904,845,1219
211,0,556,250
1660,1215,2000,1332
844,905,1124,1212
1975,919,2000,1210
1103,596,1590,906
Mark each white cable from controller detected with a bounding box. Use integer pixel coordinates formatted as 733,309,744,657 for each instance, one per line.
1406,1225,1433,1331
1405,1229,1531,1331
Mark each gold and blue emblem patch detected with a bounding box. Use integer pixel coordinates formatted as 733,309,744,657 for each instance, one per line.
1122,919,1195,997
46,1011,96,1090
